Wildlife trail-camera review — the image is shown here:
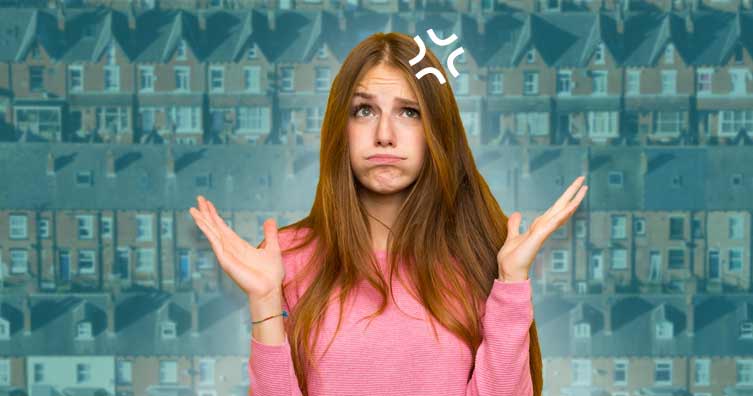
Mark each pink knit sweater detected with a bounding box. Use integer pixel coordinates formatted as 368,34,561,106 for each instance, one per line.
248,229,534,396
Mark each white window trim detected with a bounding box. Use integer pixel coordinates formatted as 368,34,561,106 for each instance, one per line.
557,70,572,96
69,65,84,92
654,359,673,385
139,65,155,93
697,67,713,96
174,66,191,92
627,69,641,95
243,66,261,93
661,70,677,95
209,65,225,93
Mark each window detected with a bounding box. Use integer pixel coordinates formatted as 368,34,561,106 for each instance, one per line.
738,360,753,385
169,106,200,132
96,107,128,133
197,249,215,269
10,249,28,274
0,359,9,385
572,359,591,385
697,68,712,94
526,49,535,63
729,214,744,239
306,106,324,131
523,71,539,95
614,360,628,386
76,363,91,383
139,66,154,92
719,110,753,136
317,45,327,59
209,66,224,93
454,72,469,95
626,69,640,95
594,43,605,64
78,250,95,274
514,112,548,135
587,111,618,138
244,66,261,93
175,67,190,92
669,217,684,240
30,66,44,92
731,173,743,187
691,218,703,238
161,321,176,339
661,70,677,95
741,322,753,339
136,214,153,241
199,359,215,385
694,359,710,386
136,247,154,270
315,67,331,92
656,321,673,339
488,72,503,94
731,69,748,95
612,248,627,270
14,106,62,138
280,66,294,91
574,322,590,338
730,248,743,272
668,248,684,269
551,250,568,272
556,70,572,95
102,217,112,239
655,111,681,134
238,106,271,133
160,360,178,384
69,66,84,92
591,70,607,95
176,41,187,60
664,44,675,64
105,44,116,64
117,360,132,385
161,218,173,239
655,360,672,385
634,217,646,236
104,65,120,92
460,111,478,136
9,214,27,239
77,215,94,239
608,171,623,187
76,171,92,187
247,45,257,59
76,321,93,339
611,215,626,239
575,219,586,238
39,219,50,238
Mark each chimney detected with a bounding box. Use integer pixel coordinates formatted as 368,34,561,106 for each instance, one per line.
166,145,175,178
685,8,694,33
603,297,612,336
106,292,115,337
477,13,485,35
191,291,199,337
338,9,346,32
199,11,207,32
47,151,55,175
128,3,137,30
285,147,295,179
617,6,624,34
686,294,695,337
521,147,530,178
57,2,66,33
106,148,115,178
23,296,31,335
267,9,276,31
639,150,647,175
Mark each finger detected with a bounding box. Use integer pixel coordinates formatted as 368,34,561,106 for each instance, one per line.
263,218,280,252
547,176,586,216
551,185,588,227
505,211,521,243
205,199,252,250
190,208,220,242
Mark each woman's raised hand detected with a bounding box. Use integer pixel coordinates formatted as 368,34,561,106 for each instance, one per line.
496,175,588,282
189,195,285,301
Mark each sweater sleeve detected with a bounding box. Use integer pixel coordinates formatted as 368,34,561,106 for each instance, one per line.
464,278,534,396
248,297,304,396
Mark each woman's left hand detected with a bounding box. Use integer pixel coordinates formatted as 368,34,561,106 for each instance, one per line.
496,175,589,282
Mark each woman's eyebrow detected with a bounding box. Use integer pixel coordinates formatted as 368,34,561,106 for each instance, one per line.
353,91,419,108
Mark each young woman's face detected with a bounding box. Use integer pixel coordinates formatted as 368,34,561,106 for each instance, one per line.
347,63,427,195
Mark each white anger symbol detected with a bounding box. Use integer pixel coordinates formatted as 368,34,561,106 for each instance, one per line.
409,28,465,85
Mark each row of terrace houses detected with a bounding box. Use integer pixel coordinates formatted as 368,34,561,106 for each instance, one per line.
3,267,753,394
0,142,751,297
3,7,753,147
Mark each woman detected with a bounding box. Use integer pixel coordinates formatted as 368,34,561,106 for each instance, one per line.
190,31,587,395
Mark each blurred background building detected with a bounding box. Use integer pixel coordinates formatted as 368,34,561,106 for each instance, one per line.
0,0,752,395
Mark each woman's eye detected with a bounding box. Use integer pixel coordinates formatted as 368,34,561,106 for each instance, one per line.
404,108,420,118
353,105,372,117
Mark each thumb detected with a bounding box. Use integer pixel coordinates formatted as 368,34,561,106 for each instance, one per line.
505,212,521,243
263,218,280,252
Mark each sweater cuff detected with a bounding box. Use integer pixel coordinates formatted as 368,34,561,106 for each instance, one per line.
491,278,533,305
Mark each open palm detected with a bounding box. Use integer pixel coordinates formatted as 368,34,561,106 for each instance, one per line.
496,176,588,282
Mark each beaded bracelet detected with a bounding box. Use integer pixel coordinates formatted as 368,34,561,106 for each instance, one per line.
251,309,288,325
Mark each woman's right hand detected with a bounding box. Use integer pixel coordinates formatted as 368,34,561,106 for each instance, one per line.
188,195,285,302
